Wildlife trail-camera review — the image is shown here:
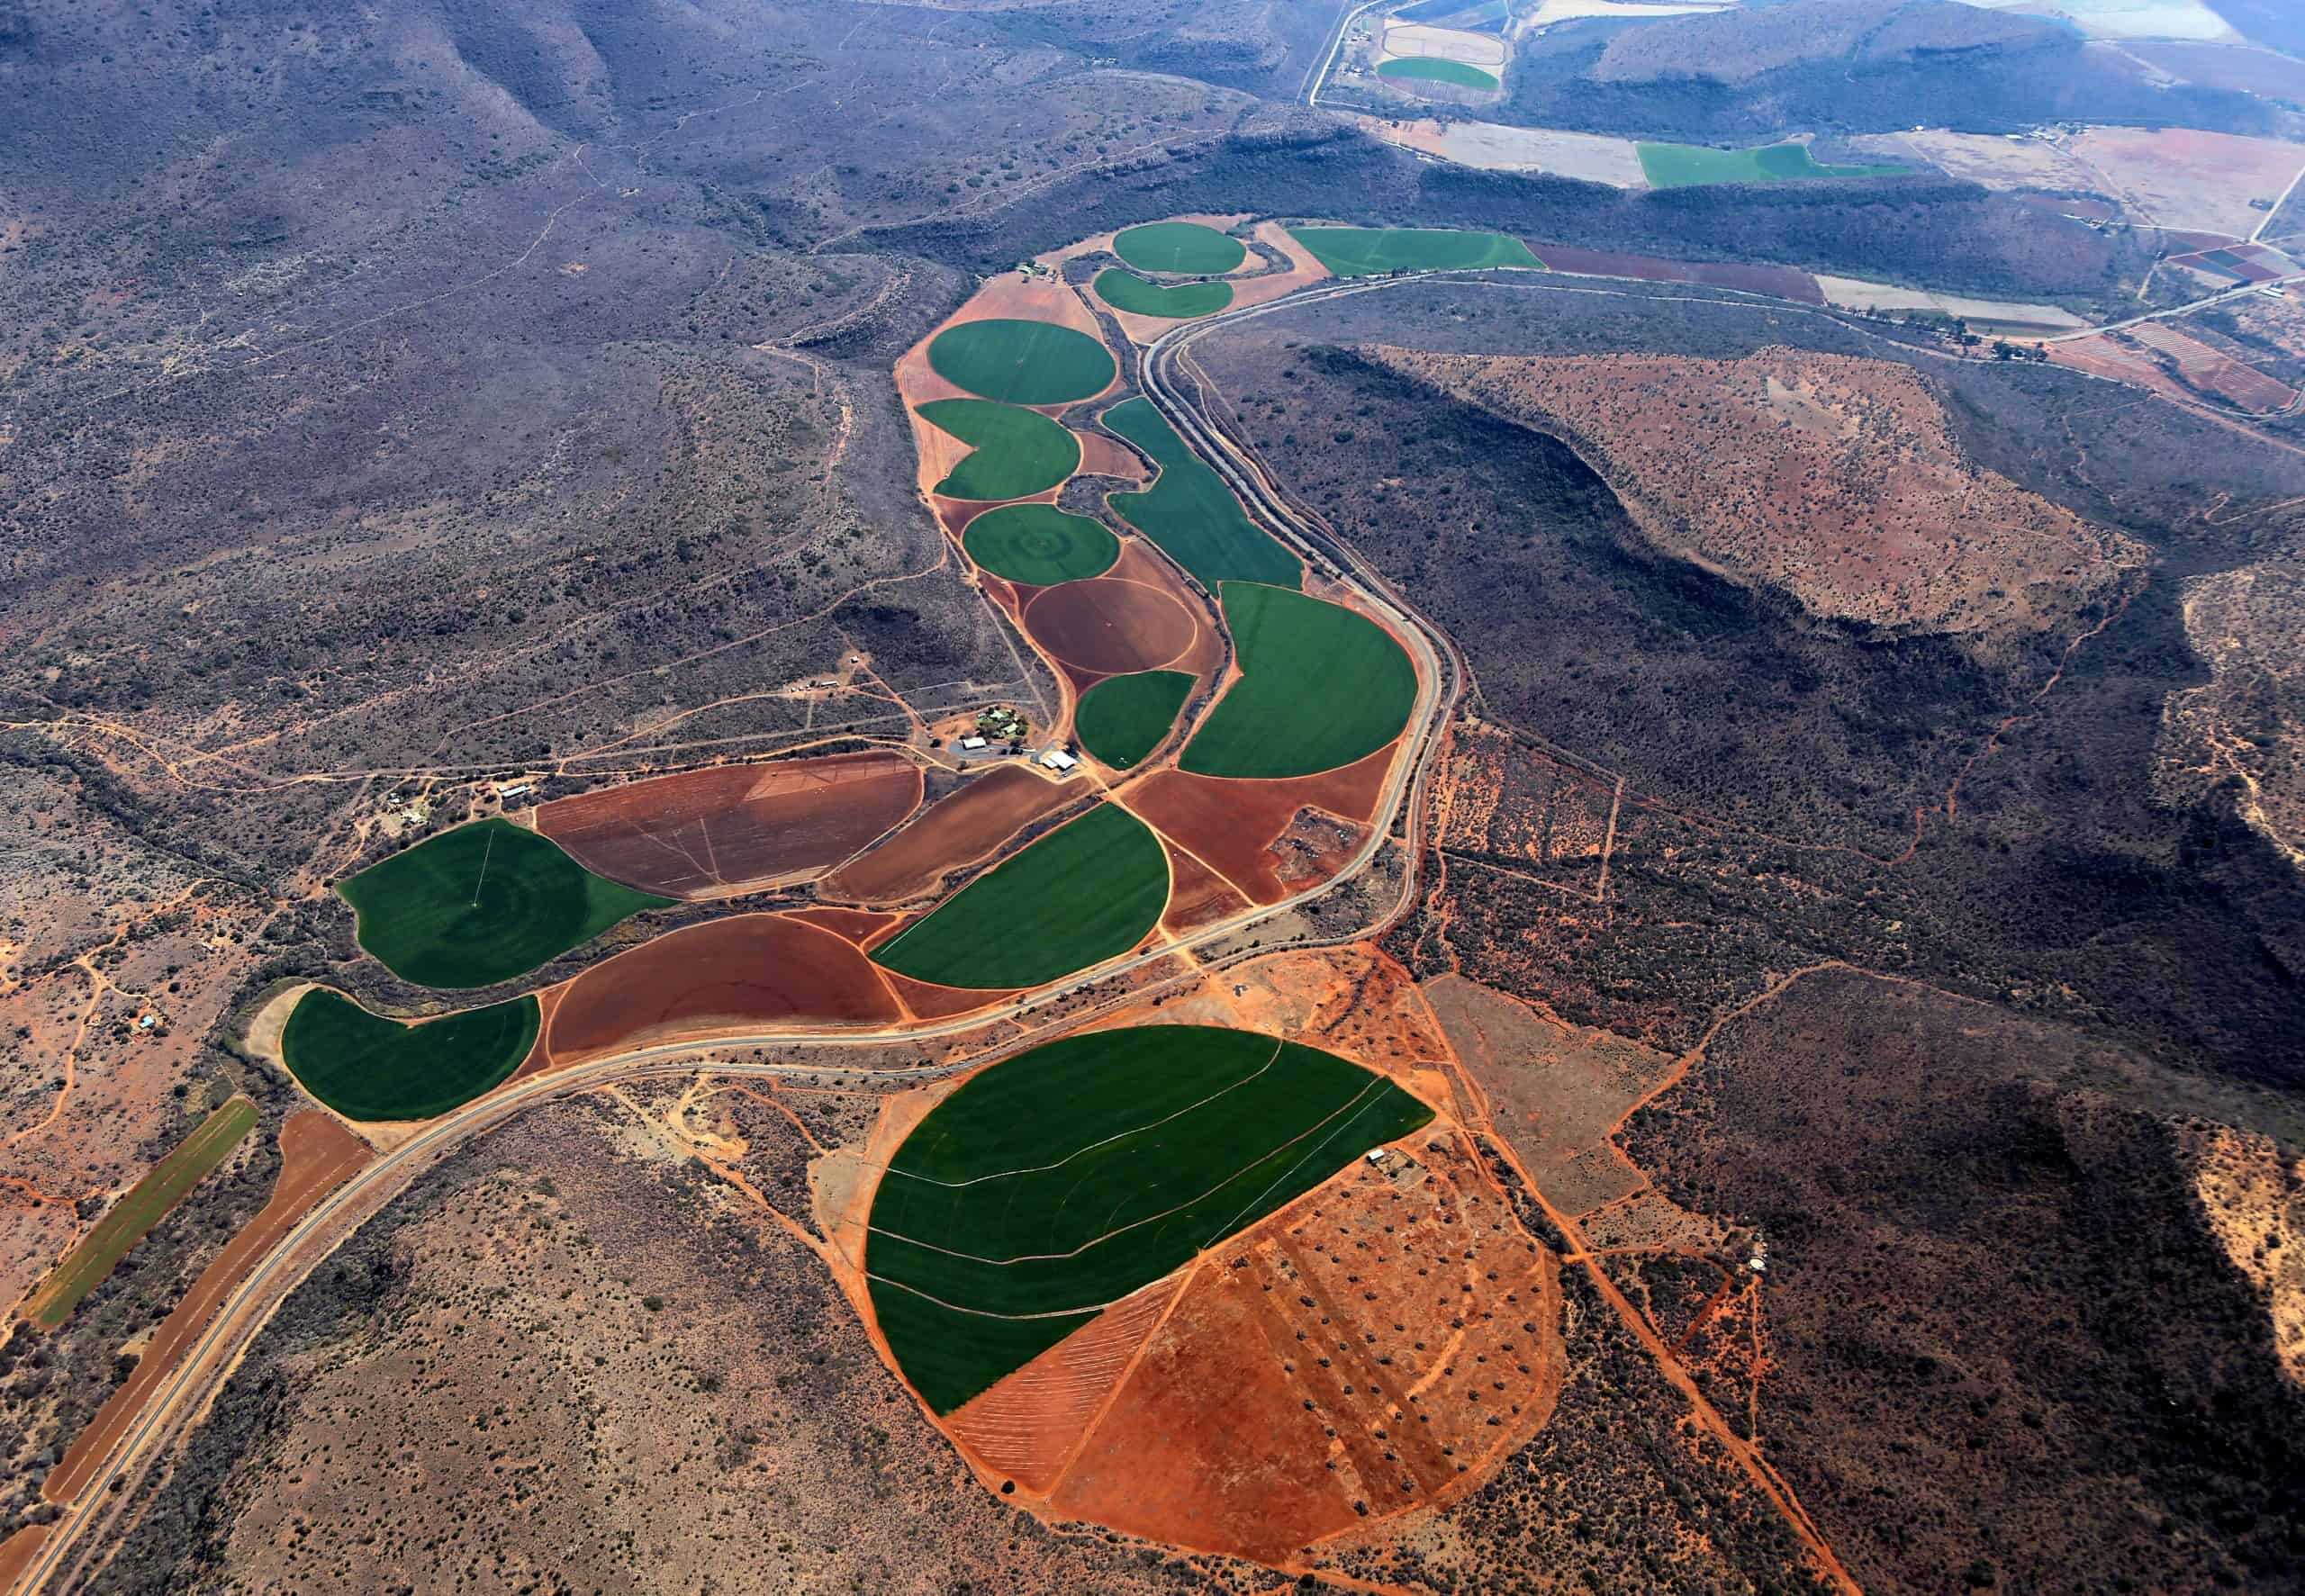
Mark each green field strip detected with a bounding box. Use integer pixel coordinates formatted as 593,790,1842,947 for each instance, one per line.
280,987,538,1122
960,502,1119,585
23,1097,258,1329
870,802,1169,989
1092,269,1234,320
1377,56,1499,90
1635,140,1908,189
338,818,668,990
1288,226,1540,278
917,398,1081,501
1104,397,1301,593
865,1024,1434,1411
1180,582,1417,779
926,317,1116,405
1110,221,1246,275
1073,669,1194,770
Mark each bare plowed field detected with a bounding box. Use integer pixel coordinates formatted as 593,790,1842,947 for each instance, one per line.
1377,346,2143,636
1022,578,1198,675
547,915,902,1060
878,969,1017,1021
1125,742,1396,905
1043,1132,1560,1564
819,766,1077,905
537,753,922,898
1160,839,1253,935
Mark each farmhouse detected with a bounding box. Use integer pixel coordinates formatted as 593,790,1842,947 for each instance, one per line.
1040,748,1080,771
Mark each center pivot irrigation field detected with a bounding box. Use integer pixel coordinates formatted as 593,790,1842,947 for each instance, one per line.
1288,226,1540,278
871,803,1170,989
1074,670,1196,769
1182,583,1417,779
1105,397,1301,593
867,1024,1435,1411
1093,270,1234,320
927,318,1116,406
337,818,670,989
1635,140,1908,189
1109,221,1247,275
1378,56,1499,90
960,503,1118,585
917,399,1080,501
280,988,539,1121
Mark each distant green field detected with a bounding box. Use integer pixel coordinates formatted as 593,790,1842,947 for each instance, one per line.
1180,583,1416,779
1288,227,1541,278
917,399,1081,500
927,318,1116,405
23,1097,258,1328
962,503,1118,585
281,988,538,1121
867,1023,1434,1411
1105,397,1300,593
1110,221,1246,275
1636,140,1908,189
1093,270,1234,320
872,802,1169,989
1378,56,1499,90
1074,670,1195,770
338,819,668,989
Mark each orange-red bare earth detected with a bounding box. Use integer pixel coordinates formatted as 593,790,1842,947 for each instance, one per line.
1022,578,1198,678
818,765,1077,906
41,1112,373,1506
1125,740,1397,905
536,752,923,899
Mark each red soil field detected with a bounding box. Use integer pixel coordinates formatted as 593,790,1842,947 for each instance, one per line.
1529,242,1825,304
819,766,1078,905
1022,578,1198,676
0,1525,45,1591
1040,1132,1562,1564
879,969,1017,1021
943,1276,1185,1492
785,905,909,945
43,1113,374,1505
537,753,923,899
1125,741,1396,905
547,914,902,1062
1160,841,1252,936
1077,430,1148,482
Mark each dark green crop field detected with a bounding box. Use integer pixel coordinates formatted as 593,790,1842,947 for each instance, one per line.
280,988,538,1121
337,819,668,989
1288,226,1541,277
927,318,1116,405
1635,140,1908,189
1105,397,1300,594
23,1097,258,1328
1092,269,1234,320
918,399,1080,501
1074,670,1194,769
960,502,1118,585
867,1023,1434,1411
871,802,1169,989
1377,56,1498,90
1110,221,1246,275
1180,583,1416,779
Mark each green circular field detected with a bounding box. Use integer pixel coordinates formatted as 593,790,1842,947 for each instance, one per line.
927,318,1116,406
1074,670,1195,769
1377,56,1499,91
281,987,538,1121
1111,221,1247,276
867,1023,1435,1411
917,399,1080,500
1180,583,1417,779
962,503,1119,585
1093,270,1234,320
337,818,671,989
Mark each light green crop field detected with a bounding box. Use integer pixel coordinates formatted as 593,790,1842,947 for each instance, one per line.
1288,226,1541,277
1636,140,1908,189
872,802,1170,990
1180,583,1416,779
867,1023,1434,1411
917,399,1081,500
1105,397,1300,593
337,818,669,989
1377,56,1499,90
280,988,539,1122
1074,670,1195,769
23,1097,258,1328
926,318,1116,405
961,503,1119,585
1092,270,1234,320
1110,221,1247,275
